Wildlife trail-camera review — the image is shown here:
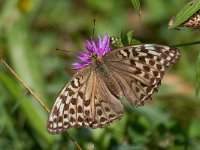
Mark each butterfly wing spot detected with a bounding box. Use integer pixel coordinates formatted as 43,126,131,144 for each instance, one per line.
76,109,84,126
83,108,92,126
71,77,80,88
78,116,84,122
84,99,91,107
149,59,155,66
119,49,130,58
53,121,57,129
68,94,78,127
155,64,163,71
78,91,84,99
65,88,74,96
146,49,160,56
71,98,77,105
97,108,103,116
69,117,76,126
99,117,107,124
76,89,85,126
134,68,142,75
58,118,63,128
91,101,122,128
77,105,83,113
143,65,151,72
63,111,69,128
144,45,156,50
166,56,171,61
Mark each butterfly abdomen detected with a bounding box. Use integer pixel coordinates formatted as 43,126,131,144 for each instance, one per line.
93,59,123,99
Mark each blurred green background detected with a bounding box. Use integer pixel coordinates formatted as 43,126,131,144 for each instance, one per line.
0,0,200,150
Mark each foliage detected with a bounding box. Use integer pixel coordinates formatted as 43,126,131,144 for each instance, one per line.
0,0,200,150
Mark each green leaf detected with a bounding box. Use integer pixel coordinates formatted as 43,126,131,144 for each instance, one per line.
126,30,134,44
131,0,141,16
170,0,200,28
120,30,141,46
120,30,129,46
126,30,141,45
196,52,200,99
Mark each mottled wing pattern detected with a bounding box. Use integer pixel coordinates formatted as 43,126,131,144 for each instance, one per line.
47,67,92,134
47,66,124,134
182,10,200,29
103,44,180,106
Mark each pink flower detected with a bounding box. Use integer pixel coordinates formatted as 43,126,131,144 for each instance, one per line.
72,33,111,70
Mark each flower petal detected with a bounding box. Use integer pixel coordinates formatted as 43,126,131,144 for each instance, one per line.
85,40,94,52
76,51,90,61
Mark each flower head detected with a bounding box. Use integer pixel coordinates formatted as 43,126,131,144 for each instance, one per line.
72,33,111,70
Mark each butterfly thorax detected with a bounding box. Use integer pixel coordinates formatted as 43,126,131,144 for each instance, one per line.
90,52,105,72
91,57,123,99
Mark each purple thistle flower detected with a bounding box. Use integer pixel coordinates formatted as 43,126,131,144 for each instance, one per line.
72,33,111,70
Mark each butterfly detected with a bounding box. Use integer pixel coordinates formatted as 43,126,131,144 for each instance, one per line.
168,9,200,30
182,10,200,30
47,34,180,134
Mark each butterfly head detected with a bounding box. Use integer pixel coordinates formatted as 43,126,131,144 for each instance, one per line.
89,52,98,61
72,33,111,70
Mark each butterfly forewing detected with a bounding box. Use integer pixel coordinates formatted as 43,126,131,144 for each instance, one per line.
103,44,180,106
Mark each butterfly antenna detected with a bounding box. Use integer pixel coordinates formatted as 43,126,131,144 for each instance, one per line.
56,48,70,53
0,59,83,150
93,19,96,36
